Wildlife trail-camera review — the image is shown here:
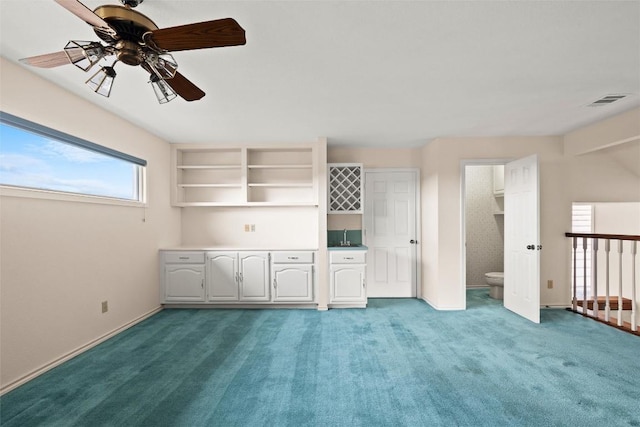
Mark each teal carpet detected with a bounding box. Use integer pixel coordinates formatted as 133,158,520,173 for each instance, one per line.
2,290,639,426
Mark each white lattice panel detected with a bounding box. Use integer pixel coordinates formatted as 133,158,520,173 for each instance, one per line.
329,164,363,213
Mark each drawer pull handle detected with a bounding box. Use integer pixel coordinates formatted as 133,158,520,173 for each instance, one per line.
344,257,354,260
288,256,299,260
179,257,189,260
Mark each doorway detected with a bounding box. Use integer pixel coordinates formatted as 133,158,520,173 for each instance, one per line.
461,156,542,323
462,161,506,307
363,169,420,298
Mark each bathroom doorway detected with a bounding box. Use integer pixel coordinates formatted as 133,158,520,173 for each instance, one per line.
462,162,506,306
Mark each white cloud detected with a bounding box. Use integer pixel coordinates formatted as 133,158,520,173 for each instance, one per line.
41,141,107,163
0,153,48,172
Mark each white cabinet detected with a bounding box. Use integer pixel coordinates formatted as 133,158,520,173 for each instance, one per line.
206,252,239,301
206,251,270,302
328,163,363,214
238,252,270,301
271,251,314,302
161,250,316,305
162,252,206,302
329,250,367,306
172,144,317,207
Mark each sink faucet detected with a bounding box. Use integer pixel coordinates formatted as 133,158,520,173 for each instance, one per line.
342,229,349,246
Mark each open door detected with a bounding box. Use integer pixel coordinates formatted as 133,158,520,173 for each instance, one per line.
504,154,540,323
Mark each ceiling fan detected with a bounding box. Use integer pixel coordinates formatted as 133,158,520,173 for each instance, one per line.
19,0,246,103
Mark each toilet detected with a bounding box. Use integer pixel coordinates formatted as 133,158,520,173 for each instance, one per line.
485,272,504,299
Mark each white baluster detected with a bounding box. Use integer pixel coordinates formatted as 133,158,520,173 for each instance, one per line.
572,237,578,311
583,237,588,314
618,240,623,327
605,239,611,322
631,241,637,332
592,238,599,318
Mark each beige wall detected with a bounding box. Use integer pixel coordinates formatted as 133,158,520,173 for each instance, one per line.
328,146,422,168
0,58,180,391
421,136,569,309
564,107,640,156
181,207,319,248
421,113,640,311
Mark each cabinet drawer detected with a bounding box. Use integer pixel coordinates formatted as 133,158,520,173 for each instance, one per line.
272,251,314,264
329,251,366,264
163,251,205,264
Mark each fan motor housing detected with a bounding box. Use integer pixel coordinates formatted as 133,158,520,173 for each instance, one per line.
93,5,158,43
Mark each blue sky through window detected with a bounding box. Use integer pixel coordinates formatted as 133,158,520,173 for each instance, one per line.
0,124,138,200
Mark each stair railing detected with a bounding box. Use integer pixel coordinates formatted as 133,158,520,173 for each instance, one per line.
565,233,639,333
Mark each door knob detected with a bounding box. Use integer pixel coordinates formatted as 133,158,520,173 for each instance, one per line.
526,244,535,250
410,239,418,244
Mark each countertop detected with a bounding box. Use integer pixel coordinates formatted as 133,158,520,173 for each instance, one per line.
161,247,319,251
327,245,368,251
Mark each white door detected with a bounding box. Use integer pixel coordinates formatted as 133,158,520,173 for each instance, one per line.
207,252,238,301
330,265,366,302
164,265,205,302
273,265,313,302
364,170,417,297
504,154,540,323
239,252,270,301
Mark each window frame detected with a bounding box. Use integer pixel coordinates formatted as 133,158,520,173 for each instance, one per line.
0,111,147,207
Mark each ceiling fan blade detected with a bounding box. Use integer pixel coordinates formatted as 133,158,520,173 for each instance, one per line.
148,18,246,52
19,51,71,68
164,72,206,101
54,0,118,39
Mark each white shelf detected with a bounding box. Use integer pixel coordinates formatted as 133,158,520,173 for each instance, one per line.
172,144,317,206
248,164,312,169
177,165,241,170
179,184,242,188
248,183,313,188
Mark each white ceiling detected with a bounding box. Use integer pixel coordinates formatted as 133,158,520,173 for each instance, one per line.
1,1,639,147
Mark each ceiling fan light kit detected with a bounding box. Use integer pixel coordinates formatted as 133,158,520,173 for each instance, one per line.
149,74,177,104
64,40,106,71
86,63,117,97
20,0,246,104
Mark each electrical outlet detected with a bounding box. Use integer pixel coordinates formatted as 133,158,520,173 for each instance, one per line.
251,224,255,232
547,280,554,289
101,301,108,313
244,224,250,232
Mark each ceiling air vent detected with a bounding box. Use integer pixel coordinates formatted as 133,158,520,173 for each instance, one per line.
588,94,628,107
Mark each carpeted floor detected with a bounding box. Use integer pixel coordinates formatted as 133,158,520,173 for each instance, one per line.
2,289,639,426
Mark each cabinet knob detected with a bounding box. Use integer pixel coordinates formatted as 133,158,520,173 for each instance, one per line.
273,278,277,288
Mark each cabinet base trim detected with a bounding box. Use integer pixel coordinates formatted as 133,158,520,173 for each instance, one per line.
163,303,318,309
328,303,367,309
0,306,162,395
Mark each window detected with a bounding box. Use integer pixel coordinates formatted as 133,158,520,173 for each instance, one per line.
0,112,146,203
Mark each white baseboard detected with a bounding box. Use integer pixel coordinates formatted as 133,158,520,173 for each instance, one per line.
1,306,162,395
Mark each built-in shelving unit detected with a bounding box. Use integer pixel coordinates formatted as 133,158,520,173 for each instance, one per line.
328,163,363,214
172,144,317,206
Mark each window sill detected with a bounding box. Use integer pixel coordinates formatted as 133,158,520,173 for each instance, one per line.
0,185,147,208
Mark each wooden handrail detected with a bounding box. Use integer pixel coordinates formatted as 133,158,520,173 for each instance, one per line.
565,233,640,241
565,232,639,334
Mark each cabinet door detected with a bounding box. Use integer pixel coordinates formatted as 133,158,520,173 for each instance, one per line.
164,265,205,302
330,264,366,302
273,265,313,302
239,252,270,301
207,252,239,301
